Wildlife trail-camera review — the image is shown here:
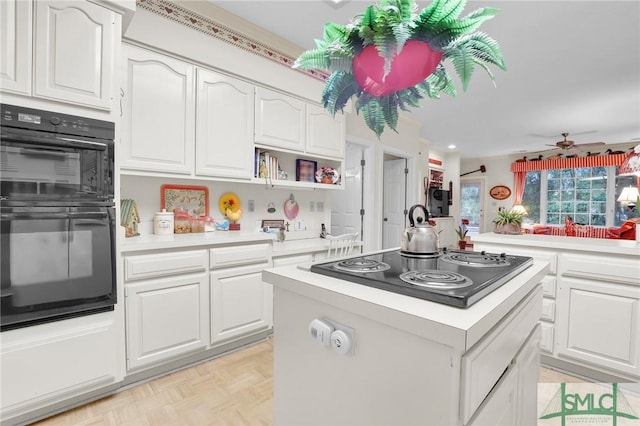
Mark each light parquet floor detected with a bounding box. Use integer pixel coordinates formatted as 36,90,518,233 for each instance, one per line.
33,338,583,426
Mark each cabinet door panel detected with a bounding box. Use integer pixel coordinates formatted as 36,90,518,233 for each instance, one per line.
34,1,115,109
196,69,254,179
210,263,272,344
121,45,195,174
556,277,639,377
125,275,209,370
255,87,305,151
0,0,31,94
540,321,554,354
306,104,344,158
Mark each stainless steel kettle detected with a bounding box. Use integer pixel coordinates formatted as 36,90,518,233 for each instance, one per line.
401,204,440,255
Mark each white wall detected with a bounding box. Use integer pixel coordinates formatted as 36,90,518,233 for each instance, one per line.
121,175,330,240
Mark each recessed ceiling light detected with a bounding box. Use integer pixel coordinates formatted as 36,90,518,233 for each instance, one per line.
448,144,456,150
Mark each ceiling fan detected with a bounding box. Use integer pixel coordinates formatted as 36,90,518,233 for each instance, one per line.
546,132,605,150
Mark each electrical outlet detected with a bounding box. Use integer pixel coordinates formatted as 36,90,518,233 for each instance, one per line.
310,201,315,212
248,200,255,212
316,201,324,212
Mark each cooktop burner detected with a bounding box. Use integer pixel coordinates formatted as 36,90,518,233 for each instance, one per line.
399,270,473,289
309,249,533,308
335,258,391,273
440,252,511,267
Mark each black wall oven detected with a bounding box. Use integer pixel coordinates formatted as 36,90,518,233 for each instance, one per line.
1,104,116,331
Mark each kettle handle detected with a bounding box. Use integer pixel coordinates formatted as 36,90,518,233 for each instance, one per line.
408,204,430,227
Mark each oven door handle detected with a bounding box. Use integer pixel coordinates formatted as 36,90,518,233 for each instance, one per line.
1,128,109,151
1,211,109,220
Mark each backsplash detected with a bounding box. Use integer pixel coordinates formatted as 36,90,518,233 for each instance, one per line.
120,175,332,240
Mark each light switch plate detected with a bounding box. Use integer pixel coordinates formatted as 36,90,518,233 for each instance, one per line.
248,200,255,212
317,201,324,212
310,201,315,212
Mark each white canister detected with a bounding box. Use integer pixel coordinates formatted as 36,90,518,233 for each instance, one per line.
154,209,174,235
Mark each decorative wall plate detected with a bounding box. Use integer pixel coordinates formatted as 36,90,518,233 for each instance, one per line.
284,194,299,220
219,192,241,214
489,185,511,200
161,184,209,216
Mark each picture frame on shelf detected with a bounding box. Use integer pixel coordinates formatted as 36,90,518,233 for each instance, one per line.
296,159,317,183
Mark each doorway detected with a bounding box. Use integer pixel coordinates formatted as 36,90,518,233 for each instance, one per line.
460,178,485,236
330,143,364,238
382,155,408,249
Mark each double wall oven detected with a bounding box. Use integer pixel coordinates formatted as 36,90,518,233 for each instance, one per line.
1,104,116,331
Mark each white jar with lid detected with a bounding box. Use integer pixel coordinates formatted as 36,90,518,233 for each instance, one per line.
154,209,174,235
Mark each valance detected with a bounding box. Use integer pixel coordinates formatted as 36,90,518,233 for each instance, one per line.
511,153,629,172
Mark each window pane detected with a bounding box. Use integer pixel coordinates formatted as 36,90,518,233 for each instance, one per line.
614,175,640,226
522,171,541,223
545,166,613,226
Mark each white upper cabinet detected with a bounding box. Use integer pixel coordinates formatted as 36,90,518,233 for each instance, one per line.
33,1,116,109
121,44,195,175
195,68,254,180
1,0,118,110
255,86,306,151
306,103,345,158
0,0,32,94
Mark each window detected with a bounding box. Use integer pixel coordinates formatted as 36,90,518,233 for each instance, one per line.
547,167,607,226
523,166,638,227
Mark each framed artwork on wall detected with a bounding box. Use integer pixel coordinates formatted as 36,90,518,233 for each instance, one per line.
296,159,317,183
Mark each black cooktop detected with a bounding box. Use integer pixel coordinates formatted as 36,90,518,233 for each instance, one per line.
309,249,533,308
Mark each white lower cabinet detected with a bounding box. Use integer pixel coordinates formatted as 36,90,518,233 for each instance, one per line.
473,237,639,382
210,262,272,344
125,274,209,370
0,314,120,423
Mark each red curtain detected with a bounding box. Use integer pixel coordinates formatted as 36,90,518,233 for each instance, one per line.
513,171,526,205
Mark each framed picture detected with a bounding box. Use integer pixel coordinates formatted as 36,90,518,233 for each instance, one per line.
489,185,511,200
161,184,209,216
296,159,317,183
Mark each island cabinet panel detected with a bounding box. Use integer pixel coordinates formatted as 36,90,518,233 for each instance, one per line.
121,44,195,174
305,103,345,158
254,86,305,151
460,286,542,424
195,68,254,179
555,252,640,378
125,274,209,370
34,1,116,109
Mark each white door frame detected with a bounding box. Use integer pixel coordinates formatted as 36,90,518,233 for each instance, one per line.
460,176,487,235
344,136,376,253
380,144,417,250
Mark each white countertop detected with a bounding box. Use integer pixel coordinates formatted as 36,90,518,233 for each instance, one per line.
473,232,640,256
262,255,549,351
119,231,346,255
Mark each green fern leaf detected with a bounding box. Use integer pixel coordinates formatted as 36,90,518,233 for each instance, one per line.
447,32,505,70
380,95,399,131
420,0,466,27
321,72,361,113
293,50,330,70
445,7,501,36
356,96,386,137
447,43,475,91
323,22,348,43
471,57,496,86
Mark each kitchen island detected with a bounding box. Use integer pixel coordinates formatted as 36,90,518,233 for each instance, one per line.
472,233,640,385
262,252,549,425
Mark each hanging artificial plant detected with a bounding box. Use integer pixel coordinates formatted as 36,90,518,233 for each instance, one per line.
293,0,506,137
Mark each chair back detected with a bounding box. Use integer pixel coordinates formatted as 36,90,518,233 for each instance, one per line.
326,233,359,258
